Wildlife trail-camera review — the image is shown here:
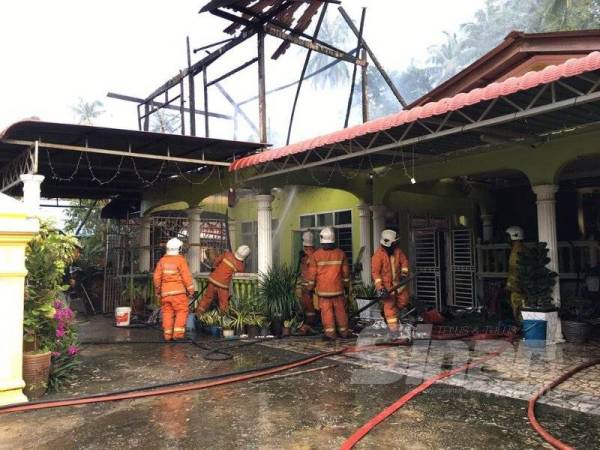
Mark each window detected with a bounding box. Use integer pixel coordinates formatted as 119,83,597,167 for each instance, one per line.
299,209,353,263
240,219,280,273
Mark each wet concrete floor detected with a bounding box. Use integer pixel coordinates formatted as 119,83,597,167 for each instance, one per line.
1,319,598,449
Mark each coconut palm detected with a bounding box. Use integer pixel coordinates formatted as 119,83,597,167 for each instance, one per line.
427,31,471,86
71,99,104,125
150,110,181,134
306,15,352,88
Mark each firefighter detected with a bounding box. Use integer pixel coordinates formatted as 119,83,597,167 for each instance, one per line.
306,226,352,340
371,229,410,335
299,231,318,327
195,245,251,315
506,226,525,321
153,238,195,341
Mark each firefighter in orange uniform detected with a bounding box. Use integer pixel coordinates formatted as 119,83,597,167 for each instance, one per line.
195,245,251,315
153,238,195,341
306,226,352,340
299,231,318,326
372,229,410,335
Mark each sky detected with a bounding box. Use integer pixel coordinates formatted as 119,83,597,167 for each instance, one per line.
0,0,486,145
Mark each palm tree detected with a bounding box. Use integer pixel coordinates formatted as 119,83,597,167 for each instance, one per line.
543,0,573,28
71,98,105,125
306,15,352,88
427,32,470,85
150,110,180,134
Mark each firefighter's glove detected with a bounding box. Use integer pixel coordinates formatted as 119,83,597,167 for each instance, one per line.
376,288,389,299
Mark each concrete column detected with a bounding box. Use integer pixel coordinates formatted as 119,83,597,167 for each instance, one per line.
0,193,39,406
228,218,237,251
186,208,203,275
370,205,386,248
19,174,44,216
256,194,273,275
138,216,151,273
532,184,560,306
481,214,494,243
357,204,372,285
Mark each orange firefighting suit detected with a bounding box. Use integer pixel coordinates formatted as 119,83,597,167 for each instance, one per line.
153,254,195,340
299,246,317,324
306,247,351,338
196,251,245,314
372,245,410,332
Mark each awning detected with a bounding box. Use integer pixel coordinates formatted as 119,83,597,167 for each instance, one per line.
230,51,600,178
0,121,262,199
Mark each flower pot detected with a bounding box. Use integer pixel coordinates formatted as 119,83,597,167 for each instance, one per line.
223,329,235,339
260,326,270,337
271,318,283,336
521,308,558,344
561,319,592,344
235,325,247,336
282,327,291,337
210,326,221,337
247,325,259,338
23,351,51,399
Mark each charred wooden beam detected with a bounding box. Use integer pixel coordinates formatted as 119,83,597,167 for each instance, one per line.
339,6,407,107
258,31,268,143
107,93,232,120
186,36,197,136
344,7,366,128
206,57,259,87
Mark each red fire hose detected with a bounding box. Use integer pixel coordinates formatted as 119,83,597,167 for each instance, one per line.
340,340,513,450
527,358,600,450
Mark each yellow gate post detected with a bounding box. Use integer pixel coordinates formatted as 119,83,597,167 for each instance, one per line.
0,193,39,406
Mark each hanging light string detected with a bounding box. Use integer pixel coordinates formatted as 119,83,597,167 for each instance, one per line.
85,151,125,186
173,162,217,185
309,165,336,186
46,149,83,182
130,155,166,186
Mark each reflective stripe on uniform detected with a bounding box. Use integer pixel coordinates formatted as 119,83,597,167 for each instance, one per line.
324,328,336,332
317,290,344,297
162,270,178,274
173,327,186,332
401,267,409,273
316,260,343,266
390,255,397,282
343,278,350,283
306,280,315,285
186,284,195,291
387,317,398,323
164,330,173,334
208,276,229,289
306,312,316,316
338,327,347,332
374,278,382,284
162,289,186,297
223,258,237,271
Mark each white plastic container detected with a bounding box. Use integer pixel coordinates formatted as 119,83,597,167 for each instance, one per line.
115,307,132,327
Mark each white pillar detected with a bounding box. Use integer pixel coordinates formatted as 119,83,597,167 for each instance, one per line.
481,214,494,243
357,204,372,285
532,184,560,306
370,205,386,248
0,193,39,405
228,218,237,251
256,194,273,275
19,174,44,216
138,216,151,272
186,208,203,275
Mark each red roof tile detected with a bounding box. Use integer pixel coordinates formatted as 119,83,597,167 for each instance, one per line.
230,51,600,172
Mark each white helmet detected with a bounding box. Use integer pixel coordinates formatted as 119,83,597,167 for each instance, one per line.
319,226,335,244
234,245,251,261
166,238,183,255
302,231,314,247
506,226,524,241
380,229,398,248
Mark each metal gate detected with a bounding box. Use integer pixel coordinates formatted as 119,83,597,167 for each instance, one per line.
411,228,442,310
450,228,477,308
150,214,189,267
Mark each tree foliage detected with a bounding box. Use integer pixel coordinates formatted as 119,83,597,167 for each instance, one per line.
71,98,105,125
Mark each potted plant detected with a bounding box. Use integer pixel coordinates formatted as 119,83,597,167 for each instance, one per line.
353,283,380,319
259,264,301,336
517,242,558,342
560,297,594,343
120,282,147,315
24,221,79,398
221,315,235,339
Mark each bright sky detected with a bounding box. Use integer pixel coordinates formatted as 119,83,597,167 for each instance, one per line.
0,0,485,145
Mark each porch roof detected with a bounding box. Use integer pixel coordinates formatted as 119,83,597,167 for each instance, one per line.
229,51,600,179
0,120,262,200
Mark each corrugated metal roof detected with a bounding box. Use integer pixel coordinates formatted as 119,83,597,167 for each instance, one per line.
230,51,600,172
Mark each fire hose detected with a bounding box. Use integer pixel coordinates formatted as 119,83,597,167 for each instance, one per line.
527,358,600,450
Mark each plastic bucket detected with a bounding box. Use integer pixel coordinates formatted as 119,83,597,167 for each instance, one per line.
115,307,132,327
522,319,546,341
